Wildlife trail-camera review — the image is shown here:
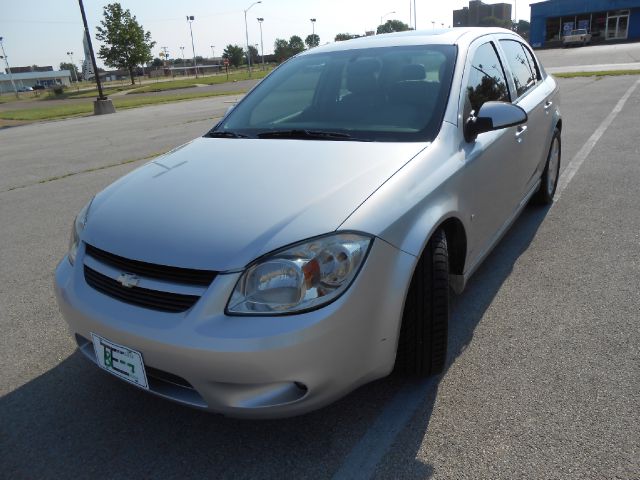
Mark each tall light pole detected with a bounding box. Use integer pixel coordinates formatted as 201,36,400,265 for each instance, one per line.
257,18,265,70
210,45,215,59
66,51,77,83
413,0,417,29
244,1,262,77
0,37,19,98
380,11,395,27
431,21,436,30
310,18,316,47
186,15,198,78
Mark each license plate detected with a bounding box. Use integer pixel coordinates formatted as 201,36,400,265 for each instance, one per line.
91,333,149,389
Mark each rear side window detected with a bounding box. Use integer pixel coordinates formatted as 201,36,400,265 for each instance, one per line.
500,40,537,98
463,42,509,119
521,44,541,81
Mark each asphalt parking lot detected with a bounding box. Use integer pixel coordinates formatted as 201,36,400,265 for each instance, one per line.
1,74,639,479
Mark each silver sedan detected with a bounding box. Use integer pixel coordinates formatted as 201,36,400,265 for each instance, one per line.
55,27,561,418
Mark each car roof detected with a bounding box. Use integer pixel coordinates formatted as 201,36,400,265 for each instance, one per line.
300,27,520,55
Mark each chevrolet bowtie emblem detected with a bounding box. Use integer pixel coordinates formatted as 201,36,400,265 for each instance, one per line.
117,273,140,288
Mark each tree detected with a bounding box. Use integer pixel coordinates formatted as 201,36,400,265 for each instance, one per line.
335,33,360,42
305,34,320,48
479,16,513,28
151,57,163,67
274,38,290,62
377,19,410,34
223,44,244,67
288,35,305,55
247,45,259,65
516,20,530,36
95,3,155,85
59,62,79,80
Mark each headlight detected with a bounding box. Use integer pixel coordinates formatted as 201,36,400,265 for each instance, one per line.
227,233,373,315
68,199,93,265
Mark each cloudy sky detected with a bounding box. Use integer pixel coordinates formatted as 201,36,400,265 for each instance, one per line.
1,0,543,70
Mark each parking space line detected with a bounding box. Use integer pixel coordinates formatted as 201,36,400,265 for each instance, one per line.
332,379,436,480
554,78,640,202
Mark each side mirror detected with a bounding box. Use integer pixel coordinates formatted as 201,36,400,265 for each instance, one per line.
464,101,527,142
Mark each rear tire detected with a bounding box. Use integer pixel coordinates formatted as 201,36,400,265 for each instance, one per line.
395,229,449,376
534,128,561,205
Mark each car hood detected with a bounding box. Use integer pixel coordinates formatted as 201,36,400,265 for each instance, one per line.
83,137,426,271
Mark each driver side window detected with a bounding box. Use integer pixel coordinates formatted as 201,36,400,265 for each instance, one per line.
463,42,509,120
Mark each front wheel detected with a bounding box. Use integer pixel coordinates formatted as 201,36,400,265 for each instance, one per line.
395,229,449,376
534,128,561,205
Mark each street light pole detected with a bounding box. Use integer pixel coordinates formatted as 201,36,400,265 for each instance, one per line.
310,18,316,47
244,1,262,77
0,37,19,98
78,0,114,114
210,45,215,59
379,11,395,33
186,16,198,78
413,0,417,29
66,51,77,83
257,18,265,70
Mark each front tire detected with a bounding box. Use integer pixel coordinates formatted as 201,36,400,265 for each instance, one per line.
395,229,449,376
534,128,561,205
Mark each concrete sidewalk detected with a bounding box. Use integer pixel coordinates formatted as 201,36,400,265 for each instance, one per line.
546,62,640,74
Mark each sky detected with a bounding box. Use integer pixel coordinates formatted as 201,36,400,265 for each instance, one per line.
0,0,544,71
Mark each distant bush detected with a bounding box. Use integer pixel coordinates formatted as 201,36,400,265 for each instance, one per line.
51,85,66,96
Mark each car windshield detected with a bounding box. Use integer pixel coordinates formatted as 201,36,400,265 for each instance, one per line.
210,44,457,142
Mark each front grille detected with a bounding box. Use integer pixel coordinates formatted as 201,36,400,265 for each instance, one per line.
85,244,217,287
84,266,199,313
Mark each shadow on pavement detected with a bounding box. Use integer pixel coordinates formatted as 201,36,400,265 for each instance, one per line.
0,205,551,480
373,203,552,479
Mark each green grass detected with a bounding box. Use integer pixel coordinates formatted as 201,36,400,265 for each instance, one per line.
554,69,640,78
129,69,271,93
61,85,135,99
0,89,247,121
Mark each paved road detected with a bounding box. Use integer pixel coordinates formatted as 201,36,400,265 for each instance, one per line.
1,76,639,479
536,41,640,68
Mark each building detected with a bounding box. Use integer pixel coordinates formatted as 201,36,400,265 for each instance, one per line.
0,70,71,93
453,0,513,27
530,0,640,48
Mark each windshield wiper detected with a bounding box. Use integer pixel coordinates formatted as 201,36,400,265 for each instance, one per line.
204,130,249,138
257,129,355,140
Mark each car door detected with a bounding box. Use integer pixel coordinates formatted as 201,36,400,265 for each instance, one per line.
457,37,529,262
496,37,553,199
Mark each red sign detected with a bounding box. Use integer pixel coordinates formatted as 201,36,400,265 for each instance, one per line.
223,59,229,66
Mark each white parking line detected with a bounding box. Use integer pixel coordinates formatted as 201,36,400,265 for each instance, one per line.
554,77,640,202
332,379,436,480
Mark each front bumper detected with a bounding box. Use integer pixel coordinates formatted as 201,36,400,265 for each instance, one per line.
54,239,416,418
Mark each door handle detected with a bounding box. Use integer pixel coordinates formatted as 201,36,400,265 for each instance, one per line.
544,101,553,110
515,125,528,138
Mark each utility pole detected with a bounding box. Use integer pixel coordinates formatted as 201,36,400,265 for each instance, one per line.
257,18,265,70
210,45,215,59
186,16,198,78
414,0,417,29
0,37,19,98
